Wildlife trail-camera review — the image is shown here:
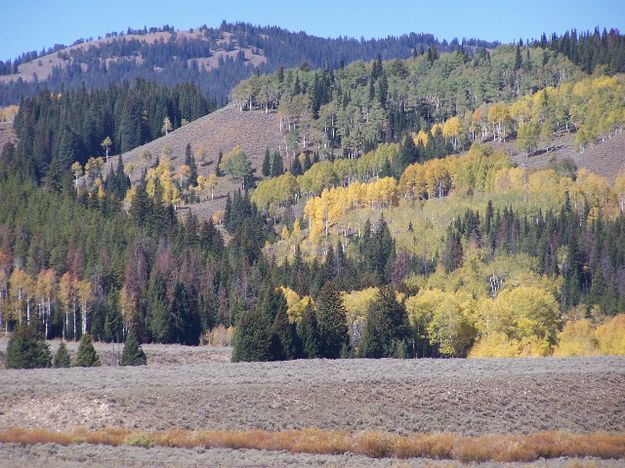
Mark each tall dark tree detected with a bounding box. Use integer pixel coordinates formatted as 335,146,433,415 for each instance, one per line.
262,148,271,177
232,308,272,362
296,304,320,358
315,282,349,359
360,287,411,358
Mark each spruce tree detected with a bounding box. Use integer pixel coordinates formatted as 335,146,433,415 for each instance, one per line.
270,151,283,177
185,143,198,187
270,306,302,360
315,282,349,359
5,323,52,369
232,308,272,362
360,287,411,358
120,329,147,366
53,341,71,368
215,150,223,176
73,334,100,367
297,304,320,358
290,155,302,176
262,148,271,177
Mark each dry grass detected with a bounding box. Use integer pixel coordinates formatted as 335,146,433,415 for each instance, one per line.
0,428,623,462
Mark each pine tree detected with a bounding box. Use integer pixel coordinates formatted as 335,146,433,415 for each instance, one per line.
271,151,284,177
290,155,303,176
232,308,272,362
215,150,223,176
315,282,349,359
185,143,198,187
73,333,100,367
262,148,271,177
514,44,523,71
270,305,302,360
53,341,71,368
5,323,52,369
120,329,147,366
297,304,320,358
360,287,411,358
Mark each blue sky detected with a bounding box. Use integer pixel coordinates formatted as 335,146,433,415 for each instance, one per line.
2,0,624,61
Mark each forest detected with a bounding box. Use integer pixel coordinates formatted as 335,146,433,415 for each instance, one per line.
0,21,497,106
2,26,625,365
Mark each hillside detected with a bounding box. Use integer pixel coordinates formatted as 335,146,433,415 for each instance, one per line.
0,22,496,106
509,132,625,182
115,104,285,216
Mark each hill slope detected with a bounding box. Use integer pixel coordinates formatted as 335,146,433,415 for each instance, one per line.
0,22,497,105
116,104,285,216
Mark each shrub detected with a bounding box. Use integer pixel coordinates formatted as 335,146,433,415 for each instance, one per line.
5,323,52,369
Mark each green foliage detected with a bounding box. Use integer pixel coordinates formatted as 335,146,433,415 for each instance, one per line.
5,323,52,369
53,341,71,368
232,309,272,362
360,287,411,358
315,282,350,359
73,334,100,367
120,329,147,366
270,305,302,360
220,146,253,189
296,304,321,358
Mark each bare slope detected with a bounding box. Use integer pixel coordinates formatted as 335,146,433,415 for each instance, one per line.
0,31,265,84
506,133,625,181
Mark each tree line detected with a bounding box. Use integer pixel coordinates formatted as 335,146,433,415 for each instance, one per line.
7,79,213,184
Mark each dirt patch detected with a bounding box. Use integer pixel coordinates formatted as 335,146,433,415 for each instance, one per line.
0,356,623,436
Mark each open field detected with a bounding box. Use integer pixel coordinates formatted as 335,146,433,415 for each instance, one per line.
1,342,624,465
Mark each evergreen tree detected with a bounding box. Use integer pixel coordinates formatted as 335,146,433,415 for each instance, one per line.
120,329,147,366
296,304,320,358
185,143,198,187
270,305,302,360
270,151,284,177
73,333,100,367
514,44,523,71
290,155,303,176
315,282,349,359
53,341,71,368
360,287,411,358
262,148,271,177
5,323,52,369
232,308,272,362
215,150,223,176
170,282,201,346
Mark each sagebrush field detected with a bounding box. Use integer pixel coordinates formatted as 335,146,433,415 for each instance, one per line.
1,341,624,465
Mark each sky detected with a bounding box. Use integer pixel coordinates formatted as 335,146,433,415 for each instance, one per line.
2,0,625,61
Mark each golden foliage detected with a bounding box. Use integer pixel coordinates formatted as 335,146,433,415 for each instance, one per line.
595,314,625,355
553,319,598,357
1,428,624,462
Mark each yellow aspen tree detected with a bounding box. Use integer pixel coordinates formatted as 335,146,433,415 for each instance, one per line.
35,269,56,339
442,116,462,150
58,272,75,340
77,279,93,336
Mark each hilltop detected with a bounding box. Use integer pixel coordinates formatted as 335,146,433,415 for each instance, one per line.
0,22,495,106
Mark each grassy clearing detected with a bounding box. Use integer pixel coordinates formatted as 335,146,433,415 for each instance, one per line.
1,428,623,462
